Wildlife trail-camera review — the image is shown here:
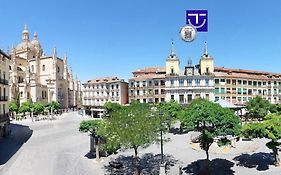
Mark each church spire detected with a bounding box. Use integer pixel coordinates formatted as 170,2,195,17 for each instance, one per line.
22,24,29,42
204,41,208,56
170,39,176,56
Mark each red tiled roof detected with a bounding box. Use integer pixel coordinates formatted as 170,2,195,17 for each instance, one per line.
214,67,281,80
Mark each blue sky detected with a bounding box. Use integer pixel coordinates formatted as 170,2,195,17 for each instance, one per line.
1,0,281,82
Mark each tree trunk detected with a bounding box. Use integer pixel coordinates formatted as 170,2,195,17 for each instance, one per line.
205,150,210,175
273,147,280,166
133,145,139,174
133,145,138,157
95,137,100,161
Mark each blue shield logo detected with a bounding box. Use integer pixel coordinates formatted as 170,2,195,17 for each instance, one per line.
186,10,208,32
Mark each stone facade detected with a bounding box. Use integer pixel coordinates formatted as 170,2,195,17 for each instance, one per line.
82,77,128,117
0,49,10,139
9,25,81,108
165,42,214,104
128,67,166,103
214,67,281,105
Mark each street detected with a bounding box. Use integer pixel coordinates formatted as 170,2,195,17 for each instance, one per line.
0,112,103,175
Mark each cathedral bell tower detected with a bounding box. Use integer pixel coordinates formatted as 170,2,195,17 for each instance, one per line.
166,40,180,75
199,41,214,75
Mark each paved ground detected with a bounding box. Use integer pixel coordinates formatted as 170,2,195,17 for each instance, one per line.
0,112,281,175
0,112,102,175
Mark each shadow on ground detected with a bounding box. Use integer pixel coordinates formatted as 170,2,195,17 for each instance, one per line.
104,153,178,175
233,152,273,171
182,158,235,175
0,124,33,165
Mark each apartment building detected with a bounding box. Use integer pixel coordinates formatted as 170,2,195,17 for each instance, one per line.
214,67,281,105
128,67,166,103
82,77,128,117
0,49,10,138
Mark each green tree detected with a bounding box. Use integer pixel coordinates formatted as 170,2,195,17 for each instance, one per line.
157,100,182,119
9,101,18,113
246,96,270,121
32,102,45,115
19,101,33,116
181,99,241,171
100,101,161,158
241,113,281,166
79,120,103,160
103,101,122,117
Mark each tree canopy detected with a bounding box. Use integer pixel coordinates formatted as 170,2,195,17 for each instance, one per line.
99,101,161,157
241,113,281,166
32,102,45,115
9,102,18,113
181,98,241,162
246,96,270,120
19,101,33,114
156,100,183,119
103,101,123,117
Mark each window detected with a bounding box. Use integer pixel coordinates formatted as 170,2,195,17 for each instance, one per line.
142,81,146,87
248,89,252,95
31,65,34,72
20,91,23,97
160,80,165,86
205,79,209,86
243,80,247,85
253,81,257,86
116,92,119,96
187,79,192,86
130,82,134,87
238,80,242,85
243,88,247,95
155,89,159,95
188,94,192,102
171,95,174,100
161,98,165,102
171,68,174,74
215,79,219,84
170,80,174,87
161,89,165,94
243,97,247,102
57,67,60,73
226,79,231,84
179,79,184,87
154,81,159,86
237,88,242,94
137,90,140,95
195,79,200,86
258,81,262,87
221,88,225,94
111,85,114,89
179,95,184,103
220,79,225,83
232,80,236,85
214,88,219,94
143,99,146,103
248,81,252,86
42,65,45,71
215,96,220,101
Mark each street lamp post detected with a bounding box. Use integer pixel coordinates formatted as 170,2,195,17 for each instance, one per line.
159,111,164,164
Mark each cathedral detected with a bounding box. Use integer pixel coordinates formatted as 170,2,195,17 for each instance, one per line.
9,25,82,108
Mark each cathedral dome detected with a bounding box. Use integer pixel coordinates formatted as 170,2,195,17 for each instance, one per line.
16,41,36,52
30,32,42,51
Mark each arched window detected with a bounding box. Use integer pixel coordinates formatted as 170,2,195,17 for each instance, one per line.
42,65,45,71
